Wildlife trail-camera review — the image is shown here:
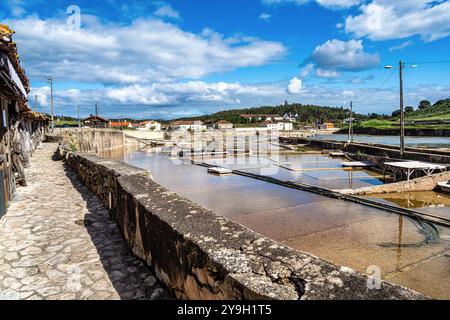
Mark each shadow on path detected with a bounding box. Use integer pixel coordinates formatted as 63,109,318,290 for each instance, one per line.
62,160,173,300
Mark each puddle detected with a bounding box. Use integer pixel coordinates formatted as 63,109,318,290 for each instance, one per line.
367,191,450,220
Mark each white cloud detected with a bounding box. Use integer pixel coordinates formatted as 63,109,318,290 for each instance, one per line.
300,63,314,77
316,68,340,78
286,77,303,94
11,6,26,17
347,74,375,84
315,0,361,9
389,40,415,52
262,0,308,5
345,1,450,42
311,39,380,72
29,80,450,119
6,16,286,85
154,4,181,20
259,13,272,21
262,0,360,9
29,86,50,109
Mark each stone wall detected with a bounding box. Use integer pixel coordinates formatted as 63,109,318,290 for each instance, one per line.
65,151,426,300
280,137,345,150
345,142,450,163
52,128,125,155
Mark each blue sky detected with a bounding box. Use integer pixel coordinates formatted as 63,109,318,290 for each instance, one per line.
1,0,450,119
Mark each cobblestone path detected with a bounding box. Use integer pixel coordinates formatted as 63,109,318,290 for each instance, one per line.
0,143,171,300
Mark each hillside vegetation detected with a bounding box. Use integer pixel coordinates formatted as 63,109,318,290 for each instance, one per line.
176,102,362,125
406,99,450,120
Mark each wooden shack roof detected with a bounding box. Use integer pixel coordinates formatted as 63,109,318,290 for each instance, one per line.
21,111,51,122
83,115,110,123
0,24,30,94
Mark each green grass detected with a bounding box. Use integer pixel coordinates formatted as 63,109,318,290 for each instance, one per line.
343,119,450,132
55,120,79,126
408,114,450,121
356,119,397,129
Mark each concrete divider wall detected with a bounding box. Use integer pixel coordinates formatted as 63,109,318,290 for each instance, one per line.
65,151,426,300
51,129,126,154
341,171,450,195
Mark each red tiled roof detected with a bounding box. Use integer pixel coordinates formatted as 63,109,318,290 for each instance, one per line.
110,122,131,127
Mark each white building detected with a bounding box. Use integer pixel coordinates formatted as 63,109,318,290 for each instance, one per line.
283,113,297,122
280,122,293,131
215,120,234,130
139,120,161,131
261,121,293,131
170,120,206,131
240,114,283,122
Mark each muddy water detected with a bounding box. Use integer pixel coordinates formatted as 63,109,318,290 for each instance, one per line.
368,191,450,220
124,150,450,299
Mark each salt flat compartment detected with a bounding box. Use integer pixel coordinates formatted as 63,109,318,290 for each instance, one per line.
124,150,450,299
204,154,386,190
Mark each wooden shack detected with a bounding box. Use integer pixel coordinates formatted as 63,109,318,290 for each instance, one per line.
0,24,49,217
83,115,111,128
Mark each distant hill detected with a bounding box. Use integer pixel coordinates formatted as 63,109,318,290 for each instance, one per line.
407,98,450,121
174,102,363,125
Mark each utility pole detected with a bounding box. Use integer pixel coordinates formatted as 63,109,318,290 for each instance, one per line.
77,105,80,128
348,100,353,143
399,60,405,157
385,60,416,157
48,75,54,132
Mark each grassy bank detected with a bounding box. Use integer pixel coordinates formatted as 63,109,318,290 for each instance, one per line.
338,119,450,136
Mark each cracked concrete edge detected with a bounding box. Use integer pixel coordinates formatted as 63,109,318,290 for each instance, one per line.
66,151,428,300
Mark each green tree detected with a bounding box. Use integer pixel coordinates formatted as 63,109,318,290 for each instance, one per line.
392,109,401,118
405,106,414,113
418,100,431,110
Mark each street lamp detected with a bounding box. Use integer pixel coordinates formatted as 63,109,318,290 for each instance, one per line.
384,61,418,157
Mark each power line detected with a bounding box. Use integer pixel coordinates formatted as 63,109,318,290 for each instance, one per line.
406,60,450,65
352,68,396,104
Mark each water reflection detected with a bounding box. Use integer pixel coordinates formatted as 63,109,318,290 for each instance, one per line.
96,146,127,160
367,191,450,220
397,215,403,272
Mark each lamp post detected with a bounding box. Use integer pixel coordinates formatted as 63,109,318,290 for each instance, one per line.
348,100,353,143
48,75,54,131
385,61,417,157
77,105,80,128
